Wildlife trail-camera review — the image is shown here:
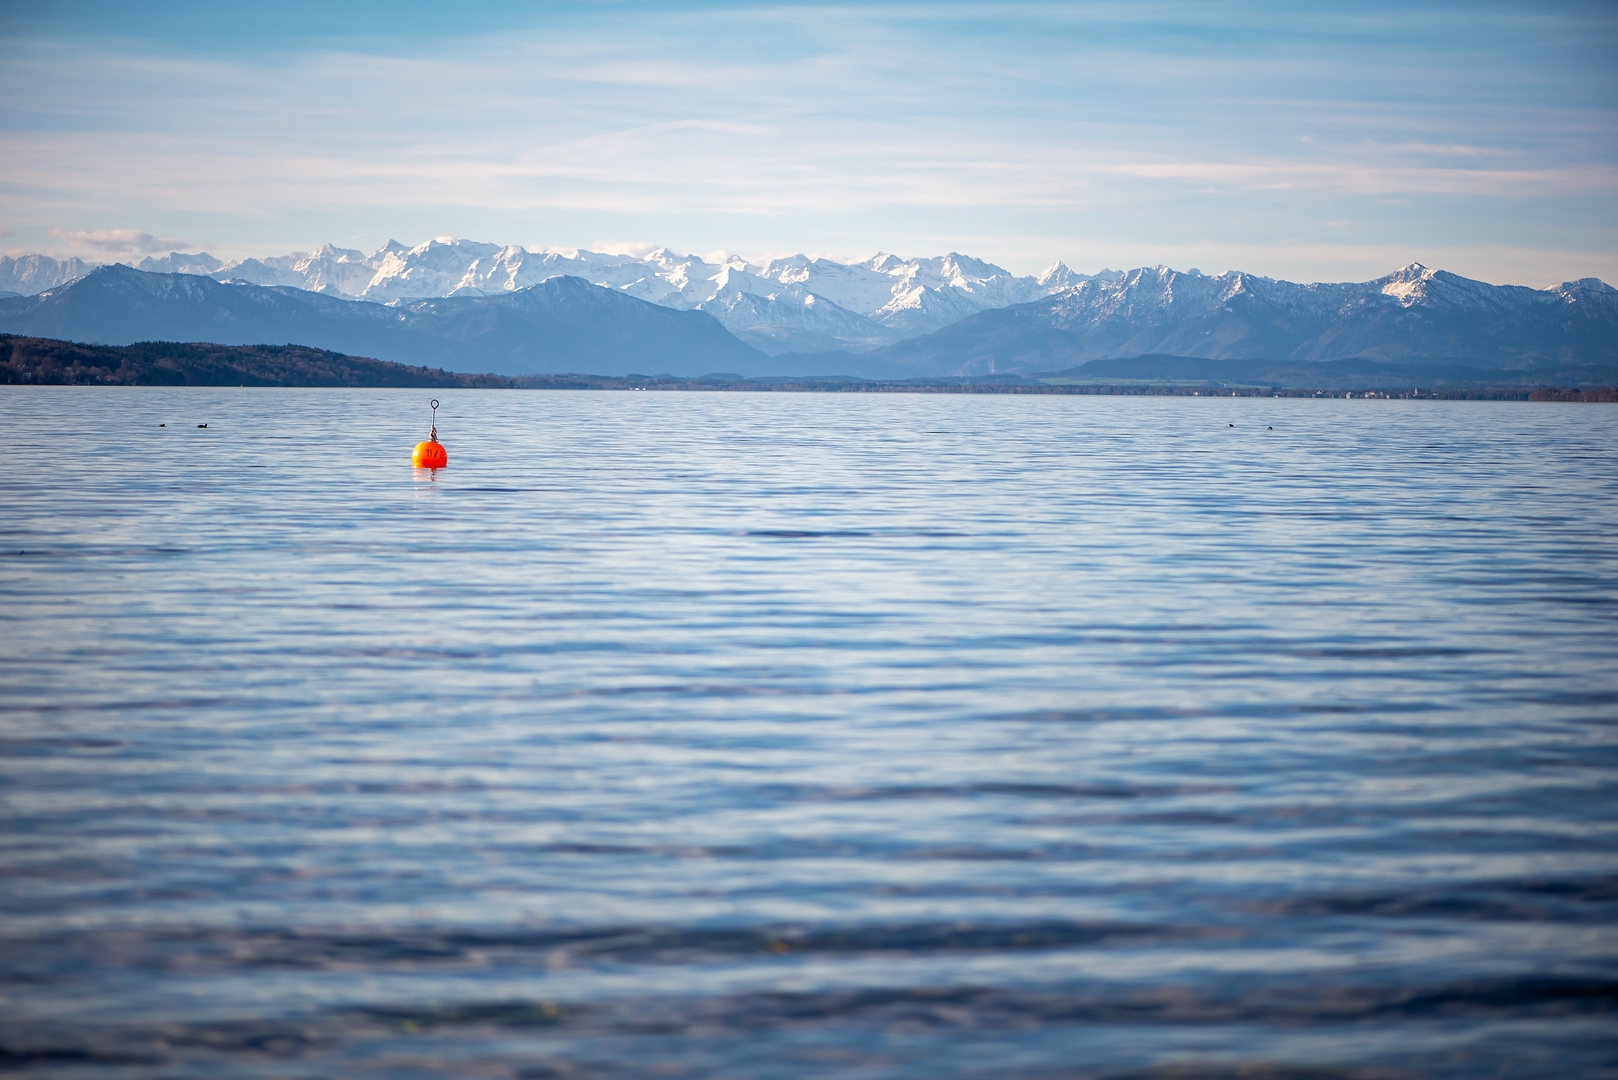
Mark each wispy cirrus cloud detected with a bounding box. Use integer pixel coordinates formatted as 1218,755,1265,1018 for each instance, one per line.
0,1,1613,283
587,240,668,258
1093,161,1618,198
48,228,194,256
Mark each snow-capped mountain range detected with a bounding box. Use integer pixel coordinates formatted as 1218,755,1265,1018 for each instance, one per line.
5,243,1614,374
878,263,1618,374
2,240,1112,355
0,254,100,299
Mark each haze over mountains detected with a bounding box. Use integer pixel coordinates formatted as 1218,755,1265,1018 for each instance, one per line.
0,267,768,378
2,241,1615,381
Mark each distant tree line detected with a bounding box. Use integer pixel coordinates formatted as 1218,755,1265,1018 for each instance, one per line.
2,334,1612,399
0,335,514,388
1527,386,1618,402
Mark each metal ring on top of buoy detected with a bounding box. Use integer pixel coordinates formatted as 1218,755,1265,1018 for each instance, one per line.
412,399,447,469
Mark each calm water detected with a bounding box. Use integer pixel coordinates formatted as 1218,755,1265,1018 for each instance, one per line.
2,388,1615,1079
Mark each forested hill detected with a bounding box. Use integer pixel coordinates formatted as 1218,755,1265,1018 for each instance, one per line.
0,335,515,388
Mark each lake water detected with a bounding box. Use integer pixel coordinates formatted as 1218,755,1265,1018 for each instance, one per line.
2,388,1615,1079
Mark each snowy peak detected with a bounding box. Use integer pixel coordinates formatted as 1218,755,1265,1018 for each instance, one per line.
1370,263,1548,314
1037,261,1078,289
1547,276,1618,317
138,251,224,274
312,243,366,263
759,254,814,279
0,254,98,295
1553,277,1618,301
753,249,1078,329
936,252,998,280
417,236,502,260
1378,262,1440,305
364,238,509,302
860,253,906,274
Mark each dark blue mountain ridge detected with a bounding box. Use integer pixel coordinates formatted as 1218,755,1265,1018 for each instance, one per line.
4,261,1615,380
865,264,1618,376
0,265,772,378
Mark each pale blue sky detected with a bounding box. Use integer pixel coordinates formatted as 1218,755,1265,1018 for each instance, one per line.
2,0,1614,284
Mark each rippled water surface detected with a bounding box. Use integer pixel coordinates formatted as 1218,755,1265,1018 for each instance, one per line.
2,388,1616,1078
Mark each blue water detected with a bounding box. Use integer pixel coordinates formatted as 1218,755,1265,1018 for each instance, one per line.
2,388,1615,1078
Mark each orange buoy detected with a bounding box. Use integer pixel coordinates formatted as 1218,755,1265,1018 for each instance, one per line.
413,439,447,469
412,399,447,469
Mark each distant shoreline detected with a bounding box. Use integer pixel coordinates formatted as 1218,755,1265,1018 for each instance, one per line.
3,335,1613,402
